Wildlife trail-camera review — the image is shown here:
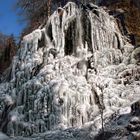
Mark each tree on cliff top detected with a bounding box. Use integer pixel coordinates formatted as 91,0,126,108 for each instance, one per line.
16,0,67,35
16,0,96,35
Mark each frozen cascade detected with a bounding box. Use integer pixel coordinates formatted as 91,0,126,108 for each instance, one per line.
0,2,140,139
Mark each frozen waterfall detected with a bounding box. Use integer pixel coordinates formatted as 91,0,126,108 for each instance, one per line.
0,2,139,139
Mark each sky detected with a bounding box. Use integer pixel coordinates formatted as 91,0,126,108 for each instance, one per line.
0,0,26,37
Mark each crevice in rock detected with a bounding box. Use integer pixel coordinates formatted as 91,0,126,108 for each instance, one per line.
64,19,77,55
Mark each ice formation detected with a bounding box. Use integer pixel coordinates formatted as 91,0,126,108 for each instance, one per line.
0,2,140,139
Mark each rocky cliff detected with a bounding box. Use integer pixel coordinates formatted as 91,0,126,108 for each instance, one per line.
0,2,140,140
99,0,140,47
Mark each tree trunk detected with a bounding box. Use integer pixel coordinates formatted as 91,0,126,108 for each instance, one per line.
47,0,51,17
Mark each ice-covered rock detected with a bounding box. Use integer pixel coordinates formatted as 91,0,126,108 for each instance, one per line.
0,2,139,140
0,132,9,140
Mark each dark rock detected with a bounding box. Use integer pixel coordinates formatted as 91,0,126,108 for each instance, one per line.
94,131,115,140
127,124,140,132
131,100,140,116
130,117,140,125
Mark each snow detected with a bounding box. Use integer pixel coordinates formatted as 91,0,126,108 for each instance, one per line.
0,2,139,140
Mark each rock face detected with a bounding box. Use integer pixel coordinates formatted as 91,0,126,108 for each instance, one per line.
0,2,139,140
99,0,140,47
